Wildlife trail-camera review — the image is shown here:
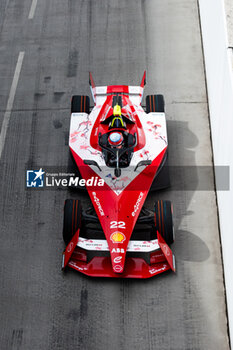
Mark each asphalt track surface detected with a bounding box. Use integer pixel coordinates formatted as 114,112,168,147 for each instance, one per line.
0,1,230,349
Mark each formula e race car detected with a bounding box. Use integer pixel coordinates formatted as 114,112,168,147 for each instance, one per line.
62,72,175,278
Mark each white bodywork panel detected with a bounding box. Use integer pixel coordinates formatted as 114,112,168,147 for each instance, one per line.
69,100,167,195
77,236,160,252
93,86,143,106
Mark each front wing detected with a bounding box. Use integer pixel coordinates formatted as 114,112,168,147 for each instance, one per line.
62,229,175,278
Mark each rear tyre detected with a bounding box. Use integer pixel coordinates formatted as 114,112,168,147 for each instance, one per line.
146,94,165,113
63,199,82,245
71,95,90,113
154,200,174,245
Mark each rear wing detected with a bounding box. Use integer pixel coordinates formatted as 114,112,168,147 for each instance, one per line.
89,71,146,105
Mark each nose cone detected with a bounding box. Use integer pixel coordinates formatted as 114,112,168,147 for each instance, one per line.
109,231,127,274
111,250,126,274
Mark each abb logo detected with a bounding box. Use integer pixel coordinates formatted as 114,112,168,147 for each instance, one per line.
111,248,125,253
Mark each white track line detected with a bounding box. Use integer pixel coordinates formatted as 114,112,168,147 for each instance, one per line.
28,0,38,19
0,51,25,159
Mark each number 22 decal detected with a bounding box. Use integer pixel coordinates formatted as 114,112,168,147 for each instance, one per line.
110,221,126,229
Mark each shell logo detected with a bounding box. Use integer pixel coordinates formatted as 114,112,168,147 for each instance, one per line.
110,231,126,243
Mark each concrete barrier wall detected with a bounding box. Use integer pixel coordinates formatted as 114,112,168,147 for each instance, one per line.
199,0,233,347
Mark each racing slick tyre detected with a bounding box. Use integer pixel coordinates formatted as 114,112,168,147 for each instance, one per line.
63,199,82,245
146,94,165,113
154,200,174,245
71,95,90,113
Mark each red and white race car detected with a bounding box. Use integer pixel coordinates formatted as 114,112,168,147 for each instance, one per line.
62,72,175,278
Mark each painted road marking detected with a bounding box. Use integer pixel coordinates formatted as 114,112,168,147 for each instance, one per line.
28,0,38,19
0,51,25,159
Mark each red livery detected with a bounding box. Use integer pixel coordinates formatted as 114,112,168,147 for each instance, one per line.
62,72,175,278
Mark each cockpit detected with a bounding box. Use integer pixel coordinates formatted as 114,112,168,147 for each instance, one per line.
98,101,137,177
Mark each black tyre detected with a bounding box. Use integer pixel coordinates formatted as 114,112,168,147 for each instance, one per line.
71,95,90,113
63,199,82,244
154,200,174,245
146,94,165,113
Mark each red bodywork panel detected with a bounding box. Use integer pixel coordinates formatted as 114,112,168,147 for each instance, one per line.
90,94,145,152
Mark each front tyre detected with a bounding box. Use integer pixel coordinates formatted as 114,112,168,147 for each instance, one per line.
154,200,174,245
63,199,82,245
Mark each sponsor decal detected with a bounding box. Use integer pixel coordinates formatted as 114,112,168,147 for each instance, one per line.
162,244,170,256
110,231,126,243
67,242,74,253
149,265,168,274
110,221,126,229
113,265,123,273
131,192,144,217
26,168,45,187
77,237,108,251
92,192,105,216
113,256,123,263
127,239,159,252
111,248,125,253
153,253,164,258
68,261,87,271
